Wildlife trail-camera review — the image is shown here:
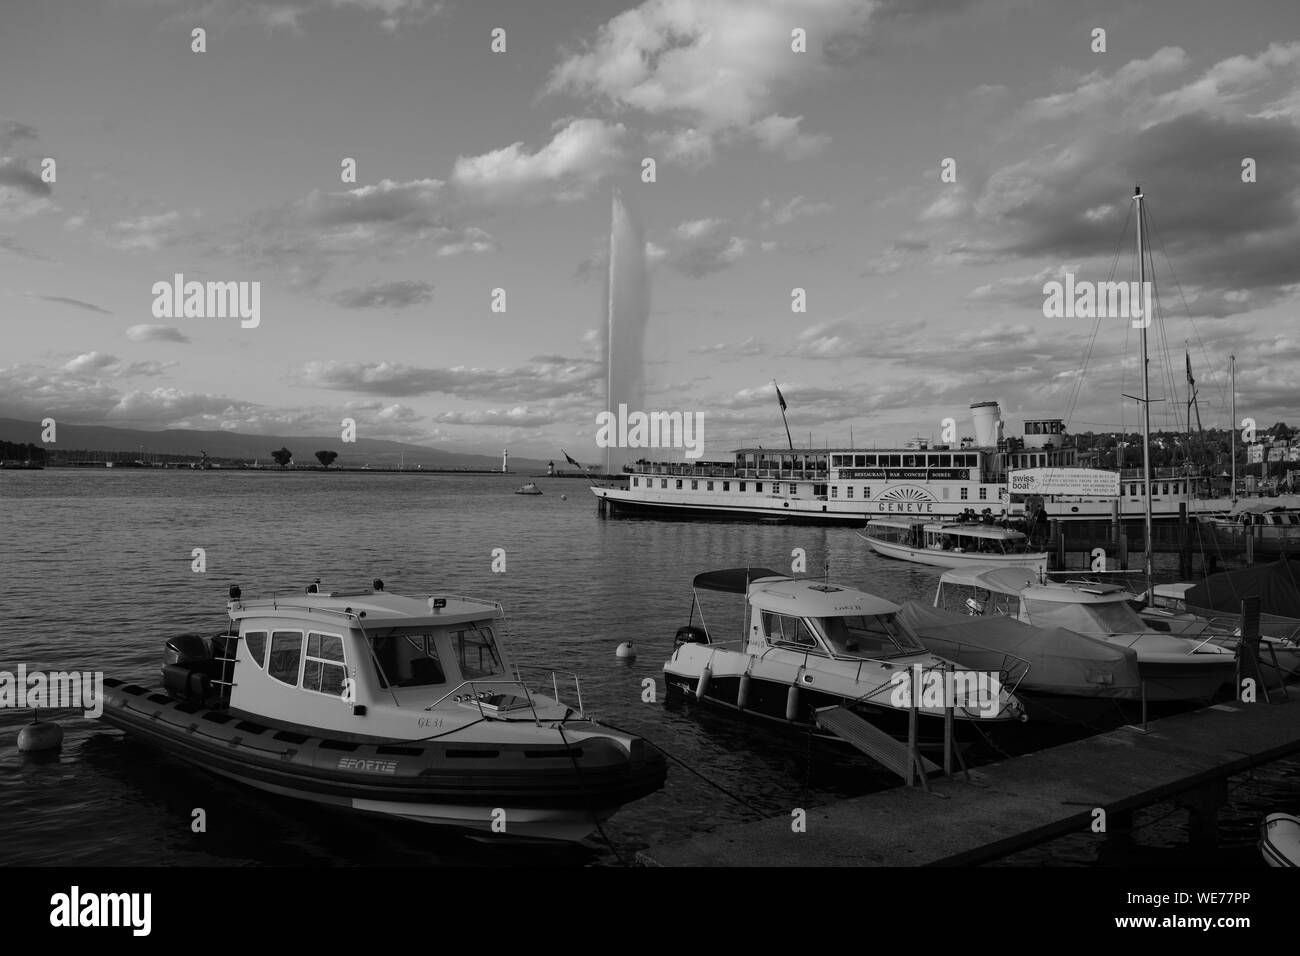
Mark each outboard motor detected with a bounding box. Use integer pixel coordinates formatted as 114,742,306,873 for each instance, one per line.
673,625,710,649
161,634,218,703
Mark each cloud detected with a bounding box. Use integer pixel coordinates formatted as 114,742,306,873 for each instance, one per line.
26,294,113,315
328,0,445,32
60,351,171,377
0,159,55,219
301,354,603,402
451,118,627,203
859,239,932,276
329,280,433,309
546,0,867,149
100,210,187,252
0,120,38,151
689,336,767,358
750,114,830,159
761,195,833,227
1023,46,1190,121
646,126,716,169
432,406,558,427
126,324,191,343
0,236,48,260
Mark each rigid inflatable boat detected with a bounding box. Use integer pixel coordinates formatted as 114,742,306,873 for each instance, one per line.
100,581,666,842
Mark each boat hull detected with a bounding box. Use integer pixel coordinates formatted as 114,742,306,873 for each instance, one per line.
865,536,1048,573
1261,813,1300,867
1132,659,1235,702
100,678,666,842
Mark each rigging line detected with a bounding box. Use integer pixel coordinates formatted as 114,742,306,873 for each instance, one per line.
1063,200,1134,427
1145,203,1233,418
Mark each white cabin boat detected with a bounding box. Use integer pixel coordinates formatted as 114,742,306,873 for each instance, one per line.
101,582,666,842
934,567,1235,702
861,518,1048,573
664,568,1024,741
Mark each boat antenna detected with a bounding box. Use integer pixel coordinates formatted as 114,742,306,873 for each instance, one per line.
1135,185,1154,605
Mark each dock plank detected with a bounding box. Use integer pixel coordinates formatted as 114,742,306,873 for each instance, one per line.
637,697,1300,867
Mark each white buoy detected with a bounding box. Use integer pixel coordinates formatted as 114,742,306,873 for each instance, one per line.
695,663,712,700
785,684,801,723
560,494,568,501
18,720,63,753
615,641,636,660
737,672,751,711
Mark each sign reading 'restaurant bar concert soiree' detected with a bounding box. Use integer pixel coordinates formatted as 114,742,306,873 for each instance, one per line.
1009,468,1121,497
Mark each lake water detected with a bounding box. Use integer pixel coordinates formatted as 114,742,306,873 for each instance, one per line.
1,469,1293,866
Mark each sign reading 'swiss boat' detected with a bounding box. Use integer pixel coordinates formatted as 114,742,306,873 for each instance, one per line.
1009,468,1121,497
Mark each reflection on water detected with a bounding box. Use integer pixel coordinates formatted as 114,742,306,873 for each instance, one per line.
0,470,1293,866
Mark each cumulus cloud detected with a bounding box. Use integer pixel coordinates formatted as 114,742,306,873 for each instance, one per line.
451,118,627,203
300,354,603,402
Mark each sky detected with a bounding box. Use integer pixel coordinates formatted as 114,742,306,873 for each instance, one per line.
2,0,1299,462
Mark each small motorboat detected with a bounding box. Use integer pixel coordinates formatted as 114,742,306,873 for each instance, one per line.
861,518,1048,574
515,482,543,495
99,581,666,842
663,568,1025,743
896,601,1141,723
934,567,1236,702
1260,812,1300,867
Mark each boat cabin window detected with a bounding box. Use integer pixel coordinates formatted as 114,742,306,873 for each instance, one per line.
817,613,923,659
761,612,822,652
302,632,347,697
268,631,304,685
454,624,503,680
244,631,267,669
366,629,447,688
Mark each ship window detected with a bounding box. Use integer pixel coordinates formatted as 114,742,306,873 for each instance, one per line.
631,477,638,487
761,612,821,652
244,631,267,669
723,481,730,491
846,486,854,499
818,613,923,658
455,624,503,680
676,479,682,489
788,483,798,495
938,454,951,467
303,632,346,697
961,488,969,500
707,481,714,491
831,486,838,498
268,631,303,686
864,487,871,499
739,482,747,492
370,630,446,688
691,480,698,490
979,488,988,500
756,482,764,492
661,479,667,489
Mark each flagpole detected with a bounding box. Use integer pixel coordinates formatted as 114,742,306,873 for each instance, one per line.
774,379,793,450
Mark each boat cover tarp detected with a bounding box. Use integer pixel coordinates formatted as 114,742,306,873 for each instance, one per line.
692,568,785,594
1185,557,1300,619
1229,495,1300,515
936,565,1040,594
897,601,1141,698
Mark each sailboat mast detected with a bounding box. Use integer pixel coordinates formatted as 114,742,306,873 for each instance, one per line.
606,191,617,477
1135,185,1154,596
1230,354,1237,502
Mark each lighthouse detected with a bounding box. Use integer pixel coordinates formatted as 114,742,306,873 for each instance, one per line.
501,449,508,473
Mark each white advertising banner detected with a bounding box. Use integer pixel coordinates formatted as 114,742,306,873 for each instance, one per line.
1009,468,1121,497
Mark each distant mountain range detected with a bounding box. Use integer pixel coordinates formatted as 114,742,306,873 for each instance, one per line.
0,418,555,471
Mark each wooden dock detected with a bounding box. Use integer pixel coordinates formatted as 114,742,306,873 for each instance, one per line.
637,695,1300,867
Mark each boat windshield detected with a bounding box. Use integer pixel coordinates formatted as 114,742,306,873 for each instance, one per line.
1021,598,1148,635
368,628,448,688
815,613,924,659
454,623,504,680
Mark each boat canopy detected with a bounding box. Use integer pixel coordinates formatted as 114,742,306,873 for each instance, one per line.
937,565,1040,594
692,568,784,594
1229,495,1300,515
897,602,1140,697
748,578,901,618
1185,557,1300,619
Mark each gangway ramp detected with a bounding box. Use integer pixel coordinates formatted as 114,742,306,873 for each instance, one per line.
815,706,939,781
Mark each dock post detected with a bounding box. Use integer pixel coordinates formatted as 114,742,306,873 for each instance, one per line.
1245,529,1254,566
1056,524,1066,570
943,663,953,777
1177,779,1228,851
1118,533,1128,570
1110,499,1120,546
1178,503,1190,578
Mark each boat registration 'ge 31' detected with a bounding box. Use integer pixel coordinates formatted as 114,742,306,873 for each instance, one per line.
99,581,666,843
